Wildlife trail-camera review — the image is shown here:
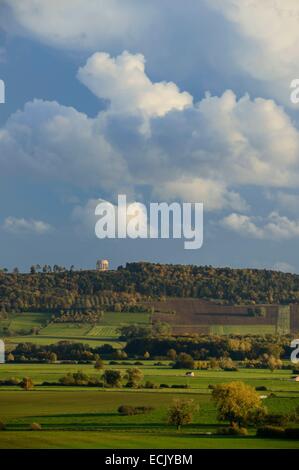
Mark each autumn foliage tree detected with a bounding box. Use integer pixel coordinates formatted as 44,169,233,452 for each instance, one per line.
167,399,195,431
212,381,266,427
20,377,34,391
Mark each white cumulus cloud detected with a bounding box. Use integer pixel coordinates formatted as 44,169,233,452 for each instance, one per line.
3,217,52,235
208,0,299,103
77,51,193,119
221,212,299,240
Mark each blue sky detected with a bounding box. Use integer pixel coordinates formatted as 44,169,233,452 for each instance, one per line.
0,0,299,272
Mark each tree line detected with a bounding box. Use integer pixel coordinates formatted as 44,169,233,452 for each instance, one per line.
1,262,299,316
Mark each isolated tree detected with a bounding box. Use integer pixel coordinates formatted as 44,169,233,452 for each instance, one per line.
113,349,128,360
20,377,34,391
212,381,266,427
153,321,171,337
167,399,195,431
173,353,195,370
102,369,122,388
7,352,14,362
143,351,150,360
94,358,104,370
125,368,144,388
167,349,177,361
119,325,151,340
219,357,236,370
49,352,57,363
265,355,283,372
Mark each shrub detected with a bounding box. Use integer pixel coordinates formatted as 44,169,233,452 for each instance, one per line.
218,424,248,436
265,413,288,427
255,386,267,391
285,428,299,439
30,422,42,431
144,380,157,389
0,378,21,386
171,384,188,389
134,361,143,366
256,426,285,438
118,405,154,416
0,421,6,430
118,405,136,416
173,353,195,370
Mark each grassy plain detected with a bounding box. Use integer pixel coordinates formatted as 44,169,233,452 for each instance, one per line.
1,311,299,449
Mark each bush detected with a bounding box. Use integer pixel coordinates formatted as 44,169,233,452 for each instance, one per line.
0,421,6,430
118,405,154,416
256,426,285,438
159,383,170,388
118,405,136,416
218,424,248,436
285,428,299,439
109,361,119,365
134,361,143,366
30,422,42,431
0,378,21,386
144,380,157,389
255,386,267,391
173,353,195,370
265,413,288,426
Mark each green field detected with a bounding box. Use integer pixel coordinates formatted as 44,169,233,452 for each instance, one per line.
1,432,298,449
0,312,51,334
0,364,299,449
1,311,299,449
209,325,276,335
3,311,150,349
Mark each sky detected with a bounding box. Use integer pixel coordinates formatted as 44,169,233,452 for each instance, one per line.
0,0,299,272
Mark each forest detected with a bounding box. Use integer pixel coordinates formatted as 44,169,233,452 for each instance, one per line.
0,262,299,315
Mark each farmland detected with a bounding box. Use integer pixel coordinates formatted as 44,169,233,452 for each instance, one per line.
0,364,299,448
3,311,150,350
1,263,299,449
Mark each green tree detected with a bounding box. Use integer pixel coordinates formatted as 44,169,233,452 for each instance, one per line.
102,369,122,388
167,349,177,361
143,351,150,360
173,352,195,369
94,358,104,370
167,399,195,431
125,368,144,388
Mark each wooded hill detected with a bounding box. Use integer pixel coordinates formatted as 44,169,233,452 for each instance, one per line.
0,262,299,315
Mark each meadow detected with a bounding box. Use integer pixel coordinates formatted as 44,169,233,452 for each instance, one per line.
1,310,299,449
0,362,299,448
